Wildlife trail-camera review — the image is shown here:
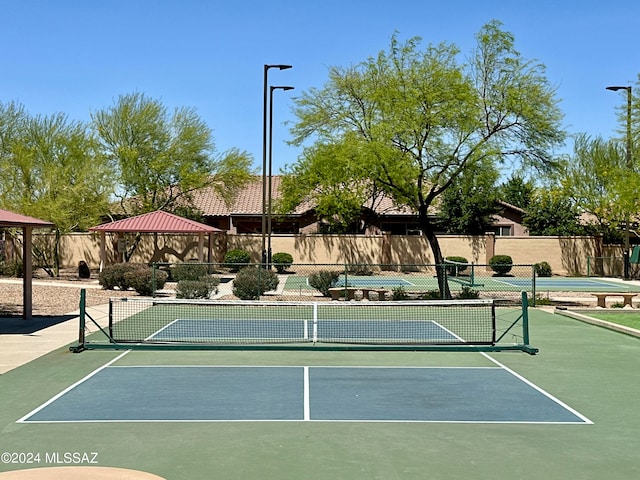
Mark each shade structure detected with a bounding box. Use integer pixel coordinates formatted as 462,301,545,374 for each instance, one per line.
89,210,224,268
0,209,54,320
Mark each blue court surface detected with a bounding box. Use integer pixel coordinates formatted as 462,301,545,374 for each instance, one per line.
495,277,633,291
20,362,590,424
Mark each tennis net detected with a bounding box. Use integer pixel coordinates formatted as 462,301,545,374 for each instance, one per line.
105,298,495,345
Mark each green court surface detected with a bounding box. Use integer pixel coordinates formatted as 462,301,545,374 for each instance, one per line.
2,308,640,479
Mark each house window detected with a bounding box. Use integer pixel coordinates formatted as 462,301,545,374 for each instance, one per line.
495,226,512,236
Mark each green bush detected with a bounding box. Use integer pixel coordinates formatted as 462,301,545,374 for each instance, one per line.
489,255,513,276
272,252,293,273
346,263,374,276
308,270,340,297
419,290,443,300
171,262,209,282
0,260,23,278
456,286,480,299
124,267,168,296
232,266,279,300
445,256,469,275
99,263,136,290
99,263,167,294
224,249,251,272
176,277,220,299
392,286,408,300
534,261,553,277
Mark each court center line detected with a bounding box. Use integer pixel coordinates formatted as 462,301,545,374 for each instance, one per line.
303,366,310,421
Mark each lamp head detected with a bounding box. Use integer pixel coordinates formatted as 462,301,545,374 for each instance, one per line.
606,86,630,92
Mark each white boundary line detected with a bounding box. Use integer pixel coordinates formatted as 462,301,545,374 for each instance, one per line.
16,350,132,423
480,352,594,425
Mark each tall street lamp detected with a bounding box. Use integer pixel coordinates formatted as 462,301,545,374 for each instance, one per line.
267,85,294,266
262,64,292,265
606,85,633,279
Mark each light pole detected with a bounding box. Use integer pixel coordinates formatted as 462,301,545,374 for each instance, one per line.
606,85,633,279
267,85,294,266
262,64,292,266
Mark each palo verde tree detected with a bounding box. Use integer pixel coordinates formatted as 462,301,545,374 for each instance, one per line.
92,92,253,217
282,21,565,297
0,104,113,275
92,92,253,260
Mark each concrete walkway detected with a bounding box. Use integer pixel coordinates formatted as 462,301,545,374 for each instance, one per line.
0,303,109,375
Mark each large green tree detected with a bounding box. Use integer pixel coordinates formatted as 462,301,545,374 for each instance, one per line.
0,104,113,275
560,134,632,240
92,92,253,217
281,21,565,296
436,159,501,235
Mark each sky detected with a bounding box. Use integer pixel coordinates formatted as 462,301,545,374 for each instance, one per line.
1,0,638,175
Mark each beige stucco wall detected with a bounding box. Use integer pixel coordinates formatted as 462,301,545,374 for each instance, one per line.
5,232,606,277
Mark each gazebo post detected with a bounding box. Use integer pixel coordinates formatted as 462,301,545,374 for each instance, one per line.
22,226,33,320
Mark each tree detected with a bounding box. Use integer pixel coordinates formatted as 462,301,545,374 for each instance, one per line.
91,93,254,260
498,174,535,210
0,106,113,275
92,92,253,217
523,188,585,236
282,21,565,297
436,159,501,234
560,134,633,241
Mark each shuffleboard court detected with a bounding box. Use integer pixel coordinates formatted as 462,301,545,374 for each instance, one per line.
20,360,590,424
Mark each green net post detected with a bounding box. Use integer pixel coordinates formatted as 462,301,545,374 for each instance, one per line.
70,288,86,352
521,290,530,346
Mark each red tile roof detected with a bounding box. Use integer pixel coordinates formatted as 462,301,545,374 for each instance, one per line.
0,208,54,228
192,176,416,216
89,210,223,233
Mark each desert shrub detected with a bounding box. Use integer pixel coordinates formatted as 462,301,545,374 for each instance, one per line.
0,260,23,278
456,286,480,299
419,290,442,300
308,270,340,297
99,263,166,294
171,262,209,282
489,255,513,276
99,263,136,290
445,256,469,275
272,252,293,273
534,261,553,277
224,249,251,272
346,263,374,275
392,286,408,300
124,267,168,296
176,277,220,299
232,266,279,300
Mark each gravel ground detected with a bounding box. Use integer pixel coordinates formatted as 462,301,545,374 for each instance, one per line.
0,270,137,317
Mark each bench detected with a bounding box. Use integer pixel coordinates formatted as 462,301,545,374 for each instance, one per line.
328,287,389,301
591,293,637,308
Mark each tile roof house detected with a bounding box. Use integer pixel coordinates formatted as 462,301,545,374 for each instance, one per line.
190,176,527,236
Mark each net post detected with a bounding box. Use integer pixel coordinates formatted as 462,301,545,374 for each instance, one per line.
70,288,86,352
521,291,530,346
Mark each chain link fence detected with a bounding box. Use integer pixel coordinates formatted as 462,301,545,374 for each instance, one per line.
151,262,538,306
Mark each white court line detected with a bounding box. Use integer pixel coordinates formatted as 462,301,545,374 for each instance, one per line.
481,352,594,425
16,350,132,423
303,366,310,421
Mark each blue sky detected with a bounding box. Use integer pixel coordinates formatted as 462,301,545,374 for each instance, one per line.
1,0,638,174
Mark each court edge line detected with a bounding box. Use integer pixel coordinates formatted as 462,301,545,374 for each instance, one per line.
481,352,594,425
16,350,132,424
